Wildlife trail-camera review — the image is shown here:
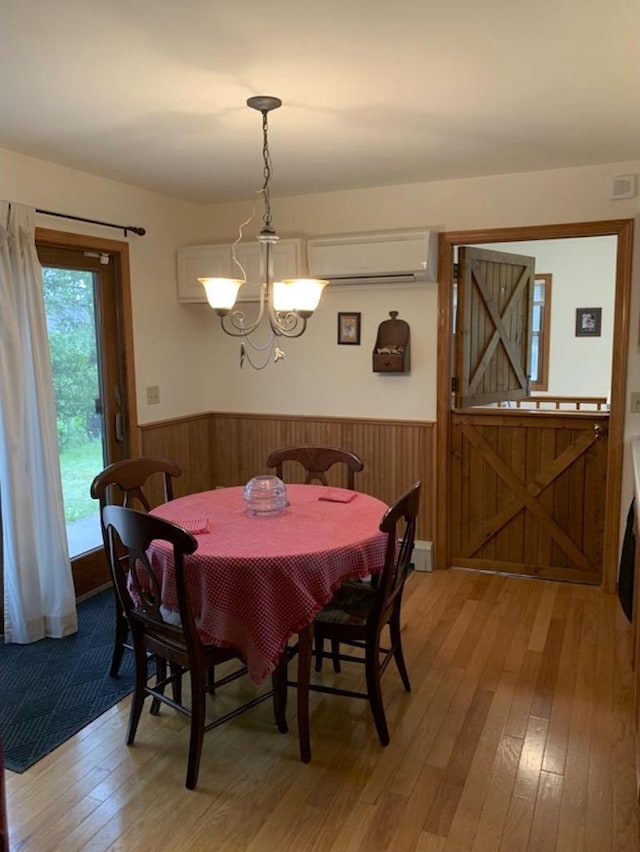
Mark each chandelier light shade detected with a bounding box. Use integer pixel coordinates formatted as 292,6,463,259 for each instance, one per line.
199,95,328,369
201,278,245,314
272,279,327,315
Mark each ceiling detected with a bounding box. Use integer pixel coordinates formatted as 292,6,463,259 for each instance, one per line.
2,0,638,205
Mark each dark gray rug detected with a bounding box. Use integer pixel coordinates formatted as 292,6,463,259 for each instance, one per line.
0,589,139,773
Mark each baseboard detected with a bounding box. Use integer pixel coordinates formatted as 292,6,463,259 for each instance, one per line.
76,582,112,605
412,540,432,572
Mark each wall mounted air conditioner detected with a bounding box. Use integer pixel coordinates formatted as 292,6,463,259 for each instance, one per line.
307,229,438,286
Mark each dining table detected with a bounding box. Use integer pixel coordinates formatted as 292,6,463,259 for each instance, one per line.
149,482,389,761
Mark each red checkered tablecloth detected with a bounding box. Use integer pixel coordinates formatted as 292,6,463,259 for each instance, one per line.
149,484,388,683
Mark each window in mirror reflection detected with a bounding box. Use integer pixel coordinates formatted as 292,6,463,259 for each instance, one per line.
530,274,552,391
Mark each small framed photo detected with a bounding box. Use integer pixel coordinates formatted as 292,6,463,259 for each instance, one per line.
337,312,361,345
575,307,602,337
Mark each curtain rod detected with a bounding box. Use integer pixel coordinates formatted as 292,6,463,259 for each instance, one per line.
35,208,146,237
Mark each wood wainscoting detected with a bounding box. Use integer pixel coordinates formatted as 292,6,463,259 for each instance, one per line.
137,412,214,501
140,412,435,541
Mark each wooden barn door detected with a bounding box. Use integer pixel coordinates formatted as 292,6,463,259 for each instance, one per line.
449,246,608,584
450,410,607,583
455,246,534,408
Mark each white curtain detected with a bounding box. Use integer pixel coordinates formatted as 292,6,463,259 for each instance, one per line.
0,202,77,642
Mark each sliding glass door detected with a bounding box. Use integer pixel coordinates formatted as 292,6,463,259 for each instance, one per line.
36,236,131,591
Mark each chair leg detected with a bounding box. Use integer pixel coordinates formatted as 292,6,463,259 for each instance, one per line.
297,624,313,763
330,639,341,673
365,645,389,746
390,611,411,692
109,607,129,678
271,652,289,734
150,656,167,715
126,642,148,745
314,633,324,673
186,670,206,790
207,665,216,693
170,662,183,705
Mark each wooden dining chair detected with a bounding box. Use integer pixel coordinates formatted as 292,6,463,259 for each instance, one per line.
265,445,364,489
302,481,421,752
102,505,289,790
90,456,182,677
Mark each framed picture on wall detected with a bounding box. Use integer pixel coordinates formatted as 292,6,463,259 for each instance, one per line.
575,307,602,337
337,312,361,345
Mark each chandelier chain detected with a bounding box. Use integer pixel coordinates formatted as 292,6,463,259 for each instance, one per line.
199,96,327,368
261,111,273,231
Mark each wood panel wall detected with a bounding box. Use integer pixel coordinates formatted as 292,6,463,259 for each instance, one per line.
140,412,435,540
137,413,213,504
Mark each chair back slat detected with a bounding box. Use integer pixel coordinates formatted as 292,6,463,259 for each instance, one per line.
373,481,421,630
266,445,364,490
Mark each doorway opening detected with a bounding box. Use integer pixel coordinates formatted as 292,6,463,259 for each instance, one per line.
436,219,634,591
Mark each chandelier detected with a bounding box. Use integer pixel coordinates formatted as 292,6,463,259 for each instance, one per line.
199,96,328,369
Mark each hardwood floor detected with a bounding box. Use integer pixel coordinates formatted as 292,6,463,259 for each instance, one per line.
6,570,640,851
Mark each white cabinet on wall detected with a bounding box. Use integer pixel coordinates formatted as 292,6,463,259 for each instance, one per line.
177,239,305,303
176,244,231,302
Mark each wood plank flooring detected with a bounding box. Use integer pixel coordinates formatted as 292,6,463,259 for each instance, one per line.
6,569,640,851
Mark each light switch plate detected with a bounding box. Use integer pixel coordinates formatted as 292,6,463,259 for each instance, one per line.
630,392,640,413
146,385,160,405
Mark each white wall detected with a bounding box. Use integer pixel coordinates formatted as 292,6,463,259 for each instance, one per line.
476,237,617,398
2,149,639,428
191,281,437,420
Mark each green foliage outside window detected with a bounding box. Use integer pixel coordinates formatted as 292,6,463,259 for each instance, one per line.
42,266,104,526
42,267,101,451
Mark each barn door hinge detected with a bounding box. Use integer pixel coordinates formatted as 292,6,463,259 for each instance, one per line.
453,262,459,280
451,376,458,392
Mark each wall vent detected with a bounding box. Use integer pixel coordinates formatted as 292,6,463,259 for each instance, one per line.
610,174,637,200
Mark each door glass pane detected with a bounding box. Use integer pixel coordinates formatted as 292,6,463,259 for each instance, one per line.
532,304,541,332
42,266,105,557
530,335,539,382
